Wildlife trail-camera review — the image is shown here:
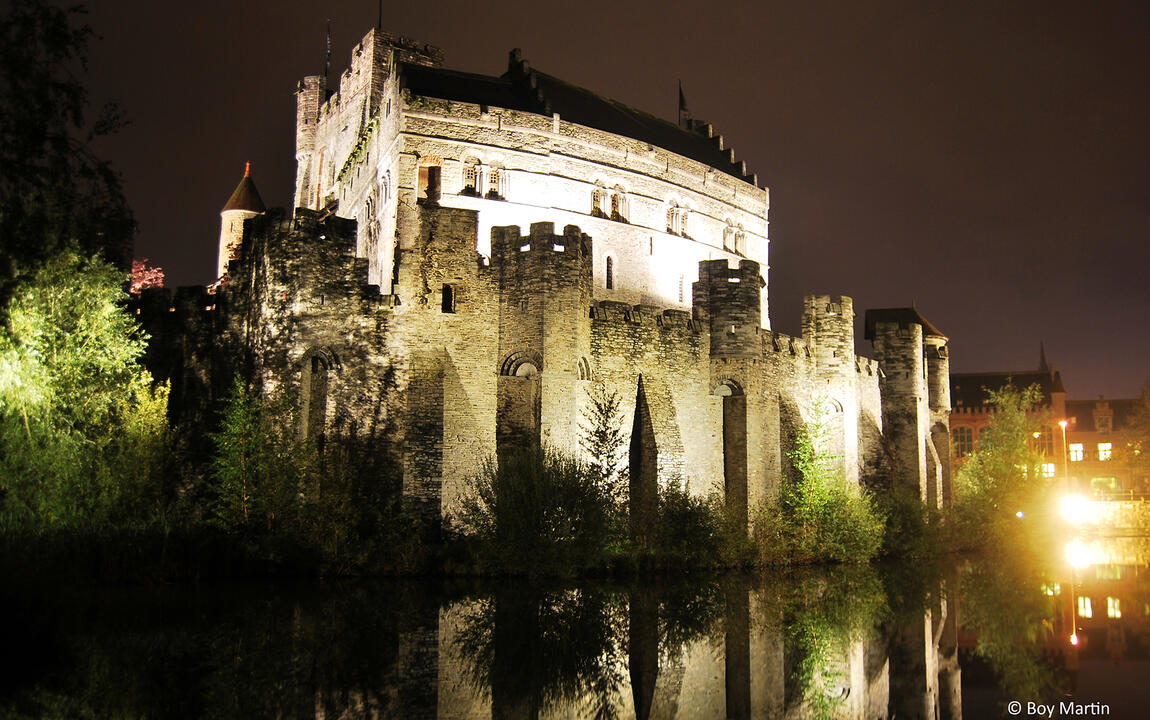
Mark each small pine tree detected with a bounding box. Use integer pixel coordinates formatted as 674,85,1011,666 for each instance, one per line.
579,382,627,506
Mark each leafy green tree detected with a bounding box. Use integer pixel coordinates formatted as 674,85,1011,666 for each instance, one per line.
762,399,884,564
0,0,134,292
1114,386,1150,494
0,252,168,530
952,383,1047,548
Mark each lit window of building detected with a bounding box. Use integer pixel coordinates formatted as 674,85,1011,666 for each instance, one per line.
591,185,606,217
1107,597,1121,618
609,188,627,222
1078,596,1092,618
1098,442,1112,461
1042,463,1056,478
462,163,479,196
1069,443,1084,461
954,427,974,457
1091,477,1117,494
486,168,504,199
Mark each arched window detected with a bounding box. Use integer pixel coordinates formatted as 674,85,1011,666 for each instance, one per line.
610,186,627,222
734,224,746,255
301,354,329,442
462,162,479,196
417,157,442,202
723,221,735,251
605,256,614,290
591,184,607,218
486,167,505,199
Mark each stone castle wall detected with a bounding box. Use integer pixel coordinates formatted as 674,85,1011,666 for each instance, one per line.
293,29,771,320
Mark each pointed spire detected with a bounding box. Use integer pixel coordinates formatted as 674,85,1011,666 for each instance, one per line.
222,162,266,213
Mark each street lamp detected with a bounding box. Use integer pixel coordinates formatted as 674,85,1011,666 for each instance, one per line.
1059,419,1070,492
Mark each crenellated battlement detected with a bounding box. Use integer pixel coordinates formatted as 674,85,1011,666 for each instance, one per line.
590,301,701,331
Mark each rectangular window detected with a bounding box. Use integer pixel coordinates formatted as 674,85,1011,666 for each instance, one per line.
1098,442,1112,461
441,284,456,313
1078,596,1092,618
1042,463,1056,478
1107,597,1121,619
954,427,974,457
1097,416,1112,433
1069,443,1084,462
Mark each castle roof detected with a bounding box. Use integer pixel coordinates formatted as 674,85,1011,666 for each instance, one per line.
397,53,759,187
1065,397,1142,432
949,368,1065,410
863,307,947,341
222,163,266,213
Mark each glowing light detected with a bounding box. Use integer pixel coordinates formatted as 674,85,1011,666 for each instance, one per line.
1066,538,1094,570
1070,633,1079,646
1016,511,1025,519
1059,495,1102,526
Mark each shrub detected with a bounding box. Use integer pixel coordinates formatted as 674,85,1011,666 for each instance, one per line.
453,446,617,571
754,399,885,565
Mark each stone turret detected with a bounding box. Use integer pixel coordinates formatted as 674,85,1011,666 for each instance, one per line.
692,259,762,358
866,307,948,505
217,162,265,278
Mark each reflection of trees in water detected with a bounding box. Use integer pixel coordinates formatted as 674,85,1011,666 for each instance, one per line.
0,581,422,719
775,566,888,720
451,582,724,720
960,550,1066,701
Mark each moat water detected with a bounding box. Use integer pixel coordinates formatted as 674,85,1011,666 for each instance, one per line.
2,535,1149,719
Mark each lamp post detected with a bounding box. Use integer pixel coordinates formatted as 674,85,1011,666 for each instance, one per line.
1059,419,1070,492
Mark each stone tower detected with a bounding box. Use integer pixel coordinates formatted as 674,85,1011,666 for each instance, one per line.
217,162,266,278
865,308,949,506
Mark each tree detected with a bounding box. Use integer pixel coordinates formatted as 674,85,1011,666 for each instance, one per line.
579,382,627,507
1114,386,1150,494
0,252,168,529
0,0,135,293
210,377,310,534
952,383,1047,547
760,398,884,564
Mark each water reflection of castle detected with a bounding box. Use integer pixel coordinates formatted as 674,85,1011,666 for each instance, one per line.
391,572,964,720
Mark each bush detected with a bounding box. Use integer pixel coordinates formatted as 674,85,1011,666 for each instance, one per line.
754,399,885,565
653,481,724,564
0,253,170,532
453,446,618,571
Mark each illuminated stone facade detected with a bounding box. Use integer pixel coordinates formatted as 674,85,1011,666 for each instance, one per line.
146,26,953,528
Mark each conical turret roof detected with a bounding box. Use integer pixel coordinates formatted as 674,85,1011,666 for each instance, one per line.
222,162,266,213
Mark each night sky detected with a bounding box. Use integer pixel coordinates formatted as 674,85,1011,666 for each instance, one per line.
84,0,1150,398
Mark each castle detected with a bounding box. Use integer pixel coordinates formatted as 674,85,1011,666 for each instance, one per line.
141,27,954,530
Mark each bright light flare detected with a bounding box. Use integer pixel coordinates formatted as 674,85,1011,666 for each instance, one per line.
1070,633,1079,646
1065,538,1096,569
1059,494,1101,526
